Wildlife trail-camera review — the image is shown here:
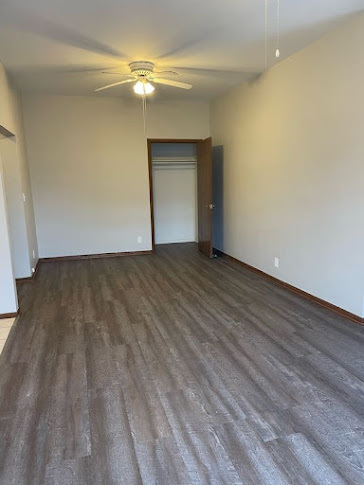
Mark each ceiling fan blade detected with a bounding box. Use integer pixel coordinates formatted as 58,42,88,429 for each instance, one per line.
18,66,115,75
1,4,126,59
171,66,257,76
101,71,135,76
152,78,192,90
95,78,135,92
153,70,179,76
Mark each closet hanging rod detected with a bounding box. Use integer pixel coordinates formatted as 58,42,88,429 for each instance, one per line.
152,156,197,163
153,162,197,170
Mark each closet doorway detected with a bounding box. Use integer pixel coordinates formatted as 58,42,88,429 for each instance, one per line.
0,127,33,317
148,138,214,257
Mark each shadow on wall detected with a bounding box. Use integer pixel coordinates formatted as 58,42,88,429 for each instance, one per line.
212,145,224,251
0,132,18,314
1,136,31,279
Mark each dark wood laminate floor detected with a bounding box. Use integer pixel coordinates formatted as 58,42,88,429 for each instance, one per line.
1,243,364,485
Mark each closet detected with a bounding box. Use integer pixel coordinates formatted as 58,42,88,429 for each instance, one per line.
151,142,197,244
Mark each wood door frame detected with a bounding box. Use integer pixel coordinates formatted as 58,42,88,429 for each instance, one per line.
147,138,203,251
197,137,213,258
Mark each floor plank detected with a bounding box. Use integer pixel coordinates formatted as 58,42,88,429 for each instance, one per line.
0,243,363,484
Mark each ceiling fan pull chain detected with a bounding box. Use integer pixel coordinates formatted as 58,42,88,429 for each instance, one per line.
142,93,147,139
264,0,268,69
275,0,280,58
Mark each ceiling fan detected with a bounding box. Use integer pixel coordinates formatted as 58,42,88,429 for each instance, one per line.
95,61,192,95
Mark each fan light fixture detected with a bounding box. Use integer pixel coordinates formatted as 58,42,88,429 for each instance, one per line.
95,61,192,93
133,80,155,95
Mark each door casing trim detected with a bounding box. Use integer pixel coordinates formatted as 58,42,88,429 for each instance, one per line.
147,138,203,251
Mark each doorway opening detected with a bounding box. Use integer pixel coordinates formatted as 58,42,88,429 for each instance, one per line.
147,138,215,257
150,141,198,246
0,130,32,317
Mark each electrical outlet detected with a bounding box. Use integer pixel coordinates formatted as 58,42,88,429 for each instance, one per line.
274,257,279,268
22,193,26,202
137,236,142,244
32,249,36,259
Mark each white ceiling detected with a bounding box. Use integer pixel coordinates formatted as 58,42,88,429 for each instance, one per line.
0,0,363,100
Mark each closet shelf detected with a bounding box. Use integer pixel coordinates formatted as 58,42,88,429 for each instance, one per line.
152,156,197,163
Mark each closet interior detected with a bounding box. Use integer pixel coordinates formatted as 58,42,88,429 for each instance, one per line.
151,142,198,245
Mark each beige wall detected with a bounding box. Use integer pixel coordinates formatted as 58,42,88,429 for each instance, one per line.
211,13,364,317
153,167,197,244
11,91,39,273
0,164,18,313
0,60,38,313
22,94,209,258
1,137,31,278
0,62,38,274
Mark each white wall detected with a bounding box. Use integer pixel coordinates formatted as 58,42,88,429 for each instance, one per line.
211,13,364,317
147,100,210,140
0,60,38,314
22,94,209,258
153,167,197,244
0,64,38,274
1,137,31,278
152,142,198,244
0,165,18,313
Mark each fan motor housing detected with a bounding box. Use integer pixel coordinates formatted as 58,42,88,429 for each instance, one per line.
129,61,154,77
